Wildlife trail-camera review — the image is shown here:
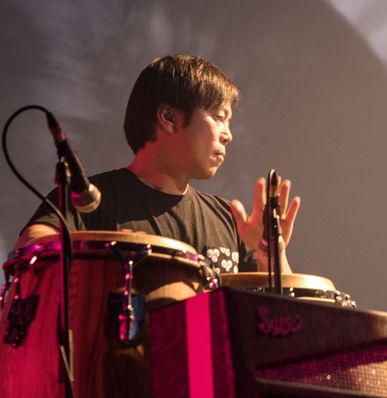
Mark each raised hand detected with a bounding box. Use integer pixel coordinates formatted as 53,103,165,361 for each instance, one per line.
230,177,301,250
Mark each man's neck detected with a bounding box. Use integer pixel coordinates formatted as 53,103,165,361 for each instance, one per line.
128,156,189,195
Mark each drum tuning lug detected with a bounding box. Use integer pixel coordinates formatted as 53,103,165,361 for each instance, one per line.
343,293,357,309
199,263,220,290
333,291,357,309
108,293,145,346
118,305,135,342
0,280,11,311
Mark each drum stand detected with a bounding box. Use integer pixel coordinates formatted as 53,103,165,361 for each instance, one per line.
56,159,75,398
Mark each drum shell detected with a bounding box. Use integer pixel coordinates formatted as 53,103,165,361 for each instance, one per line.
0,257,65,398
0,237,208,398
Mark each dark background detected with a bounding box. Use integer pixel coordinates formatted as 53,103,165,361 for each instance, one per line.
1,0,387,311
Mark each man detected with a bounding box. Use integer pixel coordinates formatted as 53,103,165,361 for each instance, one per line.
17,54,300,274
10,54,301,398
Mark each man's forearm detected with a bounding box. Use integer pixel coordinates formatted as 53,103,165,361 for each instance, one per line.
16,224,58,249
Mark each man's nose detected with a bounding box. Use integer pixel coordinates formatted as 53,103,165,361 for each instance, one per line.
221,125,233,145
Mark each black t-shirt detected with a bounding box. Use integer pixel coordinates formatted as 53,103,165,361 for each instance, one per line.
25,168,256,273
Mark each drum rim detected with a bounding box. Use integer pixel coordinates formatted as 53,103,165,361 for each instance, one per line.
4,231,199,272
30,231,196,252
220,272,336,291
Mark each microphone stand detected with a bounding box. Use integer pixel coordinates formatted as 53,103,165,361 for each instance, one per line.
55,158,75,398
265,173,273,294
266,169,283,296
271,206,282,295
2,105,75,397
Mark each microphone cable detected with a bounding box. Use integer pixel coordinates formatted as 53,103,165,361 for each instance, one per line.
2,104,73,258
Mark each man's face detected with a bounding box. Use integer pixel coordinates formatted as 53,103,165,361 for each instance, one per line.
172,103,233,180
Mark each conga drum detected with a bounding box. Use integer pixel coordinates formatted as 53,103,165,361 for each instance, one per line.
220,272,356,307
0,231,217,398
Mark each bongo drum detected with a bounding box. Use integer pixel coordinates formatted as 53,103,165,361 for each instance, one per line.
0,231,218,398
220,272,356,307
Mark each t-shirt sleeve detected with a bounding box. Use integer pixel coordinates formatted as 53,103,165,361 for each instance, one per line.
21,187,83,234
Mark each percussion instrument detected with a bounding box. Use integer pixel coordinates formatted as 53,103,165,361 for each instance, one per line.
221,272,356,307
0,231,218,398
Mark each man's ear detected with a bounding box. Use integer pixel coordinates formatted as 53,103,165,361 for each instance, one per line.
156,104,177,134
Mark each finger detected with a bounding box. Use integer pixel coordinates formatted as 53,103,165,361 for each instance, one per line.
282,196,301,245
285,196,301,226
230,199,247,228
279,179,291,217
252,178,266,219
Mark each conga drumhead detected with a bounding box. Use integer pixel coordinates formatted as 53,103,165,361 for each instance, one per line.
25,230,197,255
220,272,336,292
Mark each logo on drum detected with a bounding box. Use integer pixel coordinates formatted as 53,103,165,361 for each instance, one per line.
257,306,303,337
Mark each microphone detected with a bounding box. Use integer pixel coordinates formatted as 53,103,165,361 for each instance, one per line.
263,169,281,241
46,112,101,213
268,169,284,243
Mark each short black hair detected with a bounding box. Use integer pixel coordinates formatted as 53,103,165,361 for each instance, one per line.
124,54,240,153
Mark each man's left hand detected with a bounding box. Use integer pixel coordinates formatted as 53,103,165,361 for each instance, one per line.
230,177,301,250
